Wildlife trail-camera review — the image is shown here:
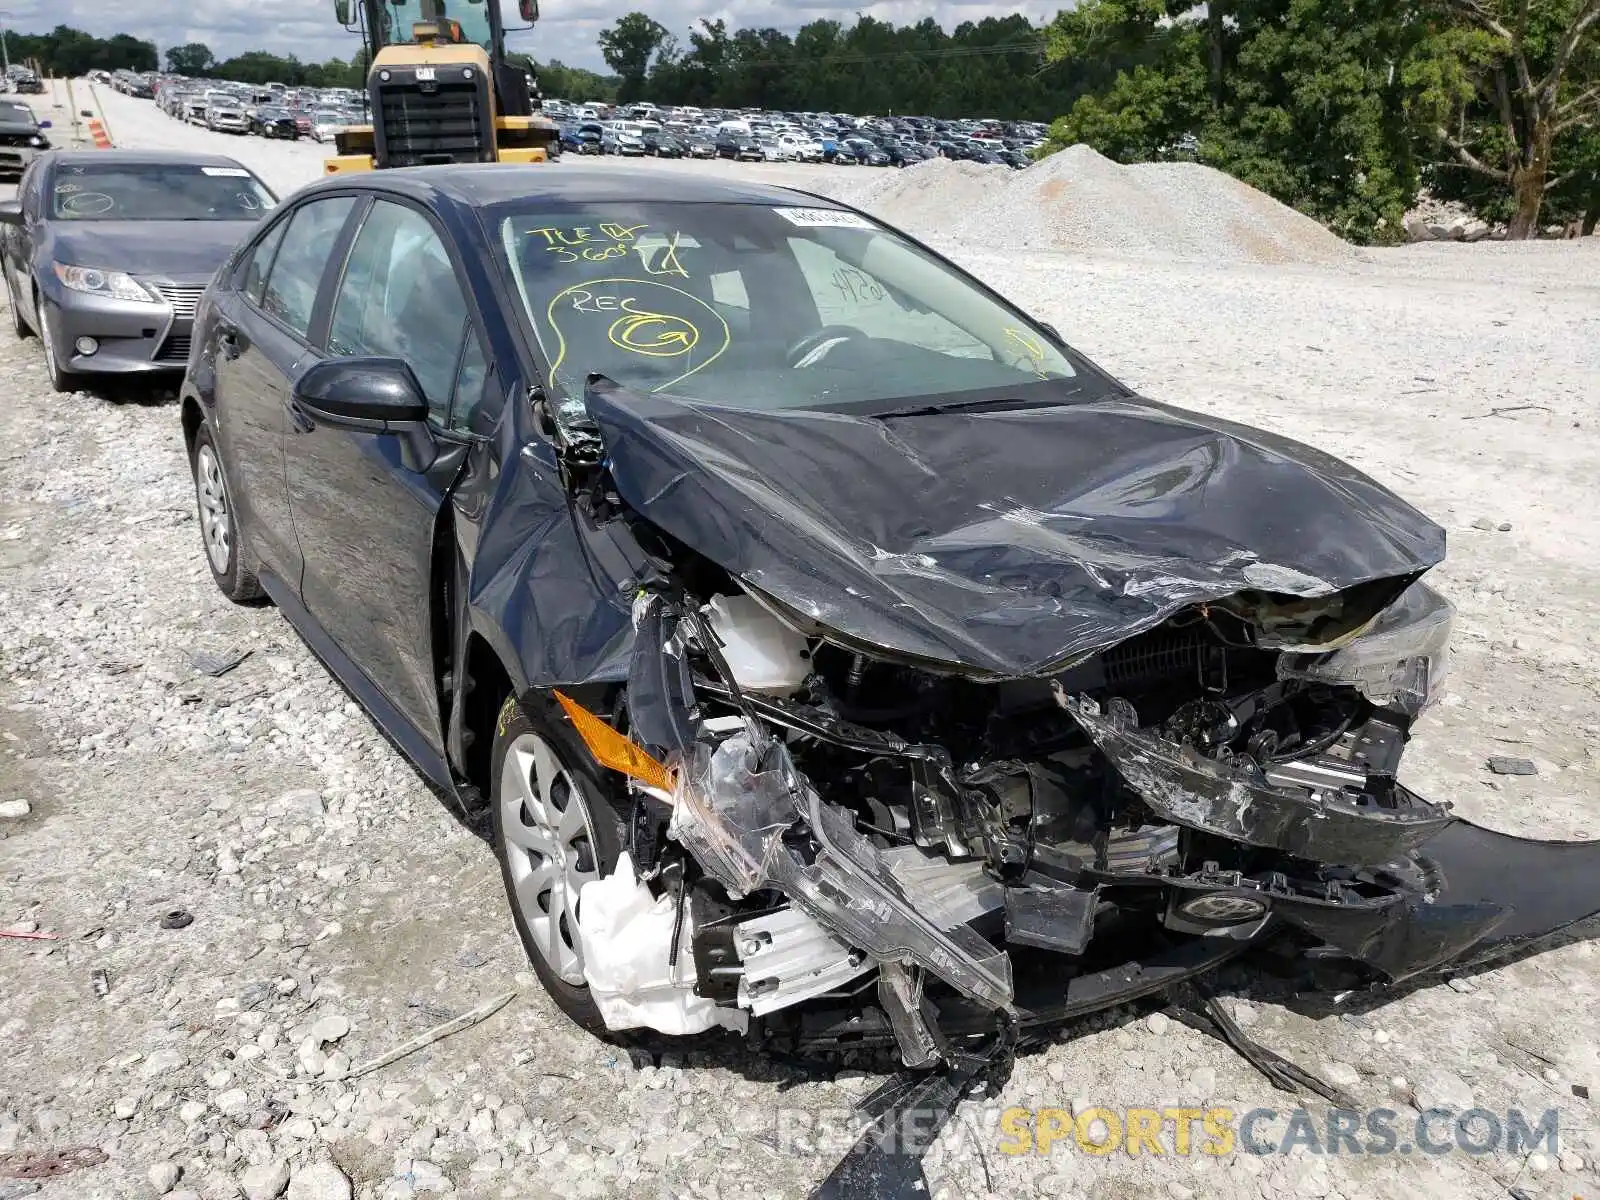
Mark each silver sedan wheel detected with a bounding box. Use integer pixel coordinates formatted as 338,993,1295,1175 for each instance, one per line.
195,444,232,574
499,732,601,986
39,303,61,379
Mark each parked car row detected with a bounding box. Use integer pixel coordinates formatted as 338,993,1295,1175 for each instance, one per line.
544,99,1046,168
102,70,364,144
1,66,44,95
0,147,1564,1083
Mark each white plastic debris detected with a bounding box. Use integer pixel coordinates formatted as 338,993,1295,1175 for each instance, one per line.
701,594,810,694
576,853,748,1036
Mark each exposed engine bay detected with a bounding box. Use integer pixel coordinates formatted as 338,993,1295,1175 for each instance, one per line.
524,379,1600,1073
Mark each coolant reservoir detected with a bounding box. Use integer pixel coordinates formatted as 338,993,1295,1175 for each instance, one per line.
702,594,810,695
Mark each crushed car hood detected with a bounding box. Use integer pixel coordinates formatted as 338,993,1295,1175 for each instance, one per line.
42,220,261,280
587,382,1446,676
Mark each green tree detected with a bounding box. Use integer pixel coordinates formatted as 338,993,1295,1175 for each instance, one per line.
7,24,156,74
165,42,216,76
1039,0,1432,244
1417,0,1600,237
597,12,669,103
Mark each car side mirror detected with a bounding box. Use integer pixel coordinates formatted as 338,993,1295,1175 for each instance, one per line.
294,356,429,423
520,0,539,20
0,200,22,226
292,357,436,468
334,0,351,22
37,119,51,128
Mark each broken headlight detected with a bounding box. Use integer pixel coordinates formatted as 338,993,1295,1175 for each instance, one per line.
1277,582,1452,717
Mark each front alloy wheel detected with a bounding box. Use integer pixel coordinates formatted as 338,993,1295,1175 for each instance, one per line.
490,696,623,1033
499,732,601,985
37,298,69,393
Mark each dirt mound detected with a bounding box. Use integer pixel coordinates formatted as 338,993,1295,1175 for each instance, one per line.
836,144,1353,265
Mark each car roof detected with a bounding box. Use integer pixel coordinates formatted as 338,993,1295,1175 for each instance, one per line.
299,164,844,209
44,149,250,169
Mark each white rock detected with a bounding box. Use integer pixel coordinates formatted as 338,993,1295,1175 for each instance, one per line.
298,1043,328,1077
322,1051,351,1081
140,1049,186,1079
114,1096,139,1120
1145,1012,1171,1036
1414,1068,1473,1112
1322,1061,1361,1089
239,1159,291,1200
215,1088,251,1118
409,1160,450,1194
287,1160,352,1200
1190,1066,1216,1095
179,1100,208,1124
310,1014,350,1044
0,799,30,819
1560,1150,1584,1172
1528,1152,1551,1172
149,1161,183,1194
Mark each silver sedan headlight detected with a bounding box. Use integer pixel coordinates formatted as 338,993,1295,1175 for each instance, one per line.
1278,581,1453,716
52,263,156,303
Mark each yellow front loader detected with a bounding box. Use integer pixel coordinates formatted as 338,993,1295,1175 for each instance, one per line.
326,0,559,174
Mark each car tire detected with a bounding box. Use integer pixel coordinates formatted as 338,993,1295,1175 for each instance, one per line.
36,296,71,393
190,423,264,603
490,692,626,1036
5,268,30,339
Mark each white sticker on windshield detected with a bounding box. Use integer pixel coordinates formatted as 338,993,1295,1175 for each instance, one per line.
202,166,251,177
773,207,873,229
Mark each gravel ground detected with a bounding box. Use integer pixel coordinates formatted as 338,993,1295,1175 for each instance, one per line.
1,80,1597,1200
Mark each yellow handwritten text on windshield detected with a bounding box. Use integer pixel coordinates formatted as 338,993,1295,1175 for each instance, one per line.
527,222,689,277
545,277,730,392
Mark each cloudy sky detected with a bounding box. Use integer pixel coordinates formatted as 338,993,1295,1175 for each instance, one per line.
16,0,1064,72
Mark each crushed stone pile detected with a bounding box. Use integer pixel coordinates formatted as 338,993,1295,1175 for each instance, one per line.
834,143,1354,265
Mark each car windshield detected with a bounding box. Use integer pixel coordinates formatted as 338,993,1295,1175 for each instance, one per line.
0,102,32,122
494,201,1079,413
49,162,276,221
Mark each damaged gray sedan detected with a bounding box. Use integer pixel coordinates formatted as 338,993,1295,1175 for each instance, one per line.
181,167,1600,1075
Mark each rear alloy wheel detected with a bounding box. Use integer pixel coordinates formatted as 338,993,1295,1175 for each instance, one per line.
491,696,623,1033
36,298,70,393
190,424,263,602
